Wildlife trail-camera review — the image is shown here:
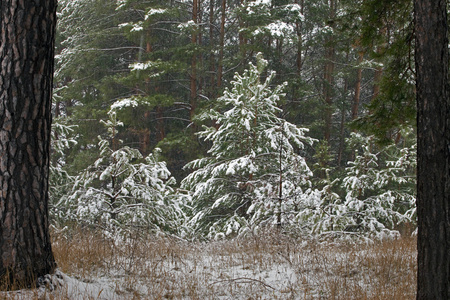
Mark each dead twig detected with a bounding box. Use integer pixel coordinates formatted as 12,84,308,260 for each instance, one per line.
210,277,277,291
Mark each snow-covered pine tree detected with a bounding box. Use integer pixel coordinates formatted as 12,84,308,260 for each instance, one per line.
62,107,186,237
182,53,315,239
49,118,78,227
298,132,416,241
341,133,416,238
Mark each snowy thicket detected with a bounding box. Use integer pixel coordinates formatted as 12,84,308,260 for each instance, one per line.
297,133,416,241
49,58,416,242
49,119,78,222
48,0,418,243
182,54,315,239
55,108,188,237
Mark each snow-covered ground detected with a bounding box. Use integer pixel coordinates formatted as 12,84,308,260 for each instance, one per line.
1,233,416,299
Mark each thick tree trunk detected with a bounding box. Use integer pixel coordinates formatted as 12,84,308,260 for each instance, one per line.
415,0,450,298
0,0,57,288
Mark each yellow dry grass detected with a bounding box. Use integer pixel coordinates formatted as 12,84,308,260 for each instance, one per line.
1,229,417,299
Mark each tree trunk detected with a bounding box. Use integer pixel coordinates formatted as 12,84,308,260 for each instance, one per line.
323,0,336,143
352,51,364,120
0,0,57,288
217,0,226,88
156,107,166,142
190,0,199,121
372,66,382,102
337,71,348,168
238,0,247,66
209,0,216,96
415,0,450,298
295,0,304,76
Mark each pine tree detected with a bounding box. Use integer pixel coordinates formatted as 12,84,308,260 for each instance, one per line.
0,0,57,287
55,0,137,173
49,119,78,226
60,107,186,237
415,0,450,295
299,132,416,241
182,54,314,239
341,0,415,143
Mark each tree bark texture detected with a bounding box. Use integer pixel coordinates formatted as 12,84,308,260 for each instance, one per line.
415,0,450,298
0,0,57,287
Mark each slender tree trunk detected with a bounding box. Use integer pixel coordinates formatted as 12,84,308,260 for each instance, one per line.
415,0,450,298
337,73,348,167
372,66,382,101
277,132,283,229
140,29,155,154
277,39,283,65
352,51,364,120
156,107,165,142
209,0,216,96
238,0,247,66
0,0,57,287
323,0,336,143
65,99,73,117
218,0,226,88
197,0,204,94
295,0,304,76
371,30,385,103
190,0,198,121
323,59,334,143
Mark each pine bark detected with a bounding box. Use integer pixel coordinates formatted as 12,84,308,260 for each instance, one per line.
0,0,57,287
415,0,450,298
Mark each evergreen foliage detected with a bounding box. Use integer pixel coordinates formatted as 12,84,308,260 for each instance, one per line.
299,132,416,241
182,54,315,239
49,0,419,242
55,108,187,237
49,119,78,224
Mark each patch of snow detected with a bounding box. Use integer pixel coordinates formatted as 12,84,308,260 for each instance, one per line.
129,61,154,71
130,24,143,32
110,98,139,111
145,9,167,20
178,20,196,30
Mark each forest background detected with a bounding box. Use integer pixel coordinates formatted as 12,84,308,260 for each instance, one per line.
50,0,417,241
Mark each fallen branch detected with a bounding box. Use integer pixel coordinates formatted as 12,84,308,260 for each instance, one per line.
210,277,276,291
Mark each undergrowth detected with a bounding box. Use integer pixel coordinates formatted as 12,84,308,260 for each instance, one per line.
2,229,417,299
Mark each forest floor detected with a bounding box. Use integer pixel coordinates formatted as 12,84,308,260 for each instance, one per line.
1,230,416,299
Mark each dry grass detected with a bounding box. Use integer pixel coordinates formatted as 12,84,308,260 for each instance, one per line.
1,229,416,299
